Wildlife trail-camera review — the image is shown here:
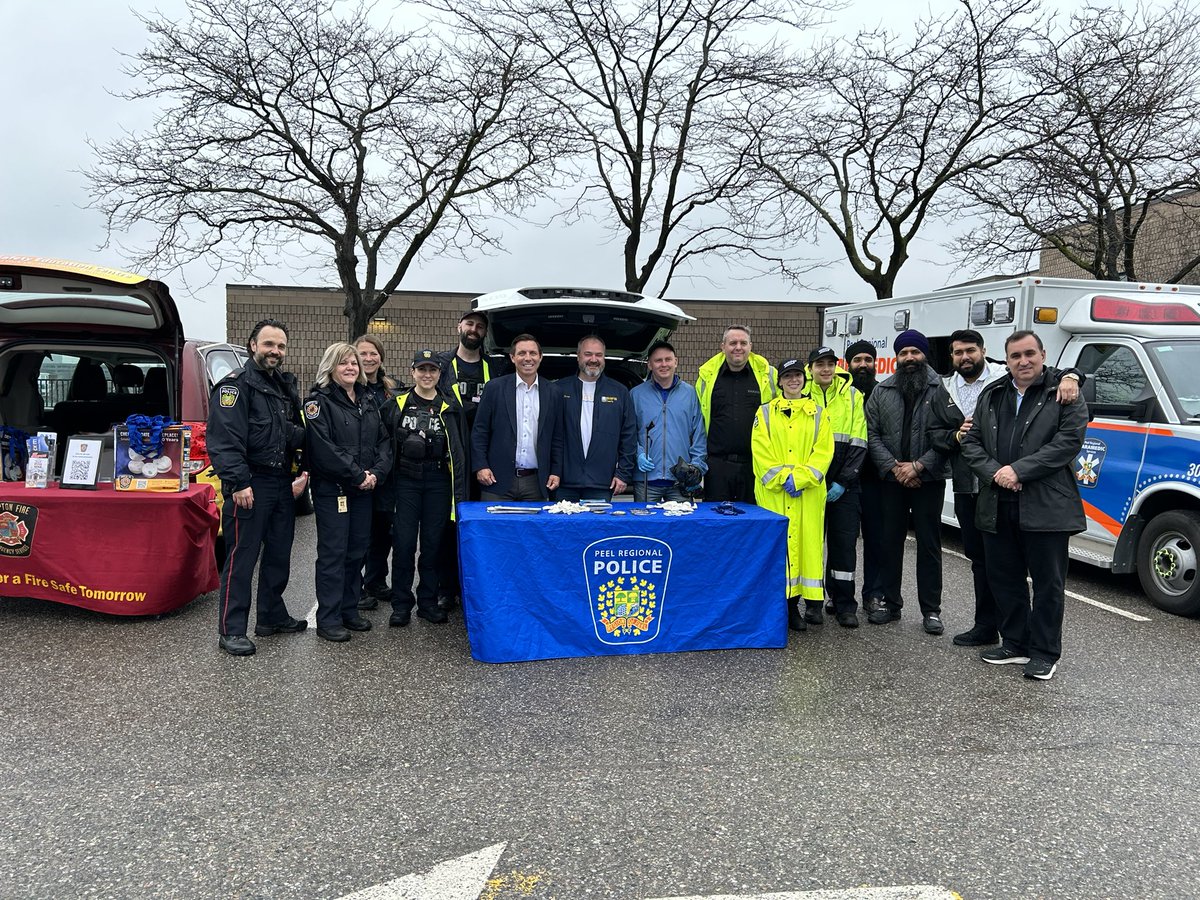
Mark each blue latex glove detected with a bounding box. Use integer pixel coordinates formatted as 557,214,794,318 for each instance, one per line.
637,450,655,473
783,473,803,497
827,482,846,503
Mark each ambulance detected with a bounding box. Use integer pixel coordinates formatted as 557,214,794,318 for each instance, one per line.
824,276,1200,616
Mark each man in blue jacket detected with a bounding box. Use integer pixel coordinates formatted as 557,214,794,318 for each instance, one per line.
554,335,638,501
630,340,707,502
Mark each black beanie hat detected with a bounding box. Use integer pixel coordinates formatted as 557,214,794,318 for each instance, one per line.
845,339,877,361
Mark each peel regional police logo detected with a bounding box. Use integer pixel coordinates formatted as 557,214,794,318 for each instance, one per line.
583,536,671,645
1076,437,1107,488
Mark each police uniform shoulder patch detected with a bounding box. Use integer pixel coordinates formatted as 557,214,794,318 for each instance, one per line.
304,399,321,420
219,385,239,407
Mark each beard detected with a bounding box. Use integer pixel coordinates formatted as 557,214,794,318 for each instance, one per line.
955,358,983,380
895,359,928,402
460,333,483,351
850,367,875,394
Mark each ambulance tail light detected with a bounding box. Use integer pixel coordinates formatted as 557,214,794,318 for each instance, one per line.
1091,296,1200,324
1034,307,1058,324
993,297,1015,324
824,318,838,337
893,309,910,331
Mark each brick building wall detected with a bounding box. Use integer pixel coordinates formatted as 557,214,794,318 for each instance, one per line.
226,284,825,385
1038,194,1200,284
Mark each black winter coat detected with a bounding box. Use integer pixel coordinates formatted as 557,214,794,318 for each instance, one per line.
303,383,392,496
207,363,305,495
864,366,956,482
959,367,1089,534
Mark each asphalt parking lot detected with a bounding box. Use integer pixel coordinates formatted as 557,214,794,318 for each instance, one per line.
2,515,1198,900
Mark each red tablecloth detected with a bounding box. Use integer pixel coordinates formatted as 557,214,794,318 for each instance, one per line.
0,482,219,615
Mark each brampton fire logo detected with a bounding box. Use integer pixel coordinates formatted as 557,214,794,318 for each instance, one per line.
583,536,671,645
0,503,38,557
1076,437,1107,488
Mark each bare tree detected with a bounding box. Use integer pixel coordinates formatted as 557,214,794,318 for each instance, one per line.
955,3,1200,284
435,0,822,297
87,0,562,338
741,0,1048,299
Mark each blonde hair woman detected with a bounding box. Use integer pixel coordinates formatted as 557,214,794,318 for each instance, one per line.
304,342,391,642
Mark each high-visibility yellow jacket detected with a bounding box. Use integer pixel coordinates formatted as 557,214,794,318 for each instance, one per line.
801,366,867,487
695,352,778,432
751,396,833,602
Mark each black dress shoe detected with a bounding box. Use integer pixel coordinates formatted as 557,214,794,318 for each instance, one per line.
357,594,379,611
343,616,372,632
254,616,308,636
389,610,411,627
316,625,351,642
868,604,901,625
219,634,256,656
804,600,824,625
417,607,449,624
836,612,860,628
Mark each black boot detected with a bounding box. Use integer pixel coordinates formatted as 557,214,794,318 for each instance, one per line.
787,597,806,632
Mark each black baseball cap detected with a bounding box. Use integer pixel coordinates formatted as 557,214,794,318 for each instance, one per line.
778,357,805,376
460,310,488,325
411,349,443,369
808,346,838,364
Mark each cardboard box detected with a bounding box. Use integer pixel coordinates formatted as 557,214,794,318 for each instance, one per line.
113,424,190,492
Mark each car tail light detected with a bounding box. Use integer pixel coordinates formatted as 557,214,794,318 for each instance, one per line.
185,420,209,475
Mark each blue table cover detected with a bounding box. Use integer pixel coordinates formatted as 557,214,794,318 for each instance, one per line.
458,502,788,663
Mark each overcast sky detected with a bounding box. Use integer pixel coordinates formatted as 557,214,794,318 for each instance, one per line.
1,0,977,339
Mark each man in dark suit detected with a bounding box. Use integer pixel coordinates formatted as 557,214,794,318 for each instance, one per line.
554,335,638,502
471,334,561,501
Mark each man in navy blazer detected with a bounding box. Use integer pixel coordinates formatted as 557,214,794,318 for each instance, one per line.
471,334,561,501
554,335,638,501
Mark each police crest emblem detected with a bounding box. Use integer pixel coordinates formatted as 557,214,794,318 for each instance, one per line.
304,400,320,420
583,536,671,645
219,385,239,408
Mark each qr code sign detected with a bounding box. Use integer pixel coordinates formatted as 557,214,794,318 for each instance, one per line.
67,459,92,482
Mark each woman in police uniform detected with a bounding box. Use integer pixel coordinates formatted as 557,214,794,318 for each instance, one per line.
387,349,468,627
353,334,402,611
305,342,391,642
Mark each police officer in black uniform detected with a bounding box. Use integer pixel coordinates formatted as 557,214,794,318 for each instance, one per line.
304,341,392,642
207,319,309,657
388,350,469,627
434,310,498,609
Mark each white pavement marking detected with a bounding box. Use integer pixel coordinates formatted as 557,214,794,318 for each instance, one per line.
937,541,1151,622
336,843,506,900
649,887,960,900
1064,588,1151,621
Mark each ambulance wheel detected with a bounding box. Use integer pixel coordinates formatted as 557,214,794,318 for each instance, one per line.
1136,511,1200,616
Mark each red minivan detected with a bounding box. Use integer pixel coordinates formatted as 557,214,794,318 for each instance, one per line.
0,257,309,562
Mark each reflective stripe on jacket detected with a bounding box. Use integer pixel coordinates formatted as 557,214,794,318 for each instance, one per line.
751,396,834,602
